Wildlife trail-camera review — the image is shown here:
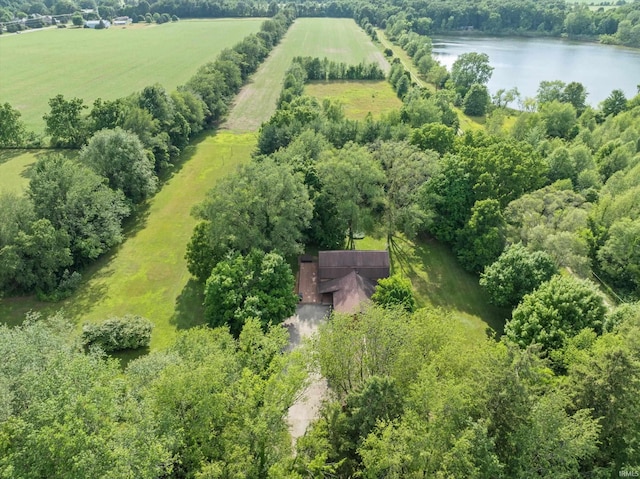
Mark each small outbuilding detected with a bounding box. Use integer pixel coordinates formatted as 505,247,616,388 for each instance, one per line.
84,19,110,29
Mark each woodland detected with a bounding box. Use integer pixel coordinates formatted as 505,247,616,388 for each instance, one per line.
0,0,639,477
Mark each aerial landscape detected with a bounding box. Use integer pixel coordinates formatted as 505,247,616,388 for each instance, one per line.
0,0,639,476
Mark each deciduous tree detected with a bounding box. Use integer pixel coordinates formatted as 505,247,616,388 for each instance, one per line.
203,249,297,335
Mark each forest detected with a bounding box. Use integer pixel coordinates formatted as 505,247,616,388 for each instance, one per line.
1,0,640,476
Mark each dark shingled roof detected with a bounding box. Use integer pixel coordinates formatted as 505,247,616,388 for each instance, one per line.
318,250,390,281
318,271,376,314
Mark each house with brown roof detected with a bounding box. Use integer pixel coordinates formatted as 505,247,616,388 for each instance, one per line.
302,250,390,313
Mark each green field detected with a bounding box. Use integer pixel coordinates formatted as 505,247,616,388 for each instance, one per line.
0,132,255,350
224,18,389,132
305,80,402,120
0,19,263,131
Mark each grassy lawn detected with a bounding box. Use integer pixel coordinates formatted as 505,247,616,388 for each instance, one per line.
0,19,263,132
355,234,508,341
305,80,402,120
0,150,39,194
224,18,389,132
0,132,255,350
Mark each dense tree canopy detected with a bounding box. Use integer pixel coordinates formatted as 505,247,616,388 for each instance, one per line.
192,159,312,264
79,127,157,205
506,275,607,354
203,249,298,335
480,243,558,307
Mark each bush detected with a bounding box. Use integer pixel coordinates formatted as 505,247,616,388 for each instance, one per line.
82,315,153,352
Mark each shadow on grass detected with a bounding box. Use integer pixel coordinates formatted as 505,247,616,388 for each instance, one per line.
110,346,151,370
0,149,24,166
170,278,206,330
390,234,508,336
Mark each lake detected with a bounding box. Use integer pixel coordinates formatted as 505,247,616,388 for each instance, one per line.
432,35,640,106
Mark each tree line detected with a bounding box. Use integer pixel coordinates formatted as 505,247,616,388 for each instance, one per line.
3,0,640,47
0,10,295,300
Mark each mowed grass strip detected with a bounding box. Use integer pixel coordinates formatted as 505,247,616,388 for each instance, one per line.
0,132,255,350
304,80,402,120
224,18,390,132
355,234,507,341
0,19,263,131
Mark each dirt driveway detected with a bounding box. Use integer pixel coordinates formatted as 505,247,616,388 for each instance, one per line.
284,304,331,441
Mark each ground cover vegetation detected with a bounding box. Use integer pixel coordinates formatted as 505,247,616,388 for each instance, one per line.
0,6,639,478
0,19,264,131
0,11,295,302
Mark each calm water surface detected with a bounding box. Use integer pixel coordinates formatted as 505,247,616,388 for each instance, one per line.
432,35,640,106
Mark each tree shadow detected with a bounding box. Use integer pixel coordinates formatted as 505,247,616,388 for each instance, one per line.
170,278,206,330
0,149,24,166
409,236,508,335
110,346,151,370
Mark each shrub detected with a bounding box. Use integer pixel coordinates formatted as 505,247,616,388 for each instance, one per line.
82,315,153,352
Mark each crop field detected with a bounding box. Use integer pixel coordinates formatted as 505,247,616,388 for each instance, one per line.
305,80,402,120
224,18,389,132
0,19,263,131
0,132,255,350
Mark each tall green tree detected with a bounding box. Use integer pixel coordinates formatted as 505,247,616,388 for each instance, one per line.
0,102,27,147
506,275,606,354
203,249,298,335
456,198,506,273
317,143,385,248
191,159,312,263
79,127,157,204
463,83,490,116
43,94,88,148
480,243,558,307
28,154,130,264
450,52,493,96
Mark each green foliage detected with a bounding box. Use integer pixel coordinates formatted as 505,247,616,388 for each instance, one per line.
203,249,297,336
539,100,577,139
480,243,558,308
374,141,439,240
318,143,386,248
450,52,493,97
462,83,490,116
601,88,628,117
597,217,640,295
43,94,88,148
194,159,312,260
410,122,456,155
456,198,506,273
506,275,606,354
82,315,153,352
28,154,130,265
79,127,158,204
0,102,28,147
372,275,416,312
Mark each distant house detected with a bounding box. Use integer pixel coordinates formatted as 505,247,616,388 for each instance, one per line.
317,250,390,313
113,16,131,25
85,19,110,29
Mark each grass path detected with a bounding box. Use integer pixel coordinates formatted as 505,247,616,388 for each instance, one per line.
225,18,389,132
0,132,255,350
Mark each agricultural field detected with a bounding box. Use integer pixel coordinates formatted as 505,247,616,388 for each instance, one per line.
0,19,263,131
0,132,255,351
224,18,389,132
305,80,402,120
